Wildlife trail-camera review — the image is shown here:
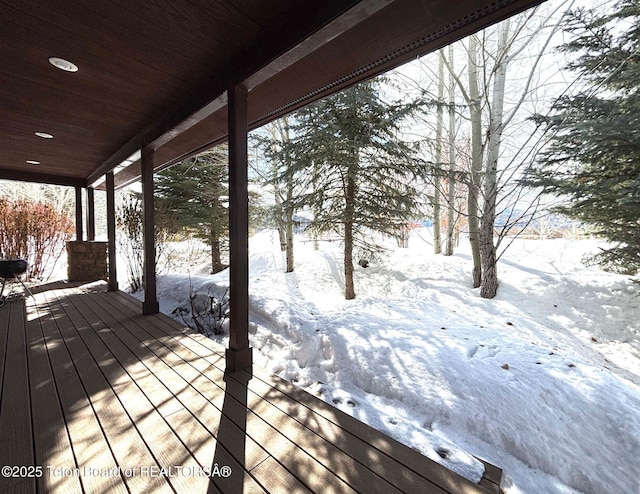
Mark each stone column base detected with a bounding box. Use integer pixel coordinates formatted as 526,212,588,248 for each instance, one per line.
66,241,108,282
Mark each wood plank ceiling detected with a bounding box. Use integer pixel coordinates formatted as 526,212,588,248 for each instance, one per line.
0,0,543,189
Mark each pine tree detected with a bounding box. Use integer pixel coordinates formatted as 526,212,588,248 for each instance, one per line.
156,147,229,273
525,0,640,274
288,79,424,299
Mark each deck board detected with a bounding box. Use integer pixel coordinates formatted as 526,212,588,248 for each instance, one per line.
83,293,272,492
102,293,371,493
0,282,501,494
26,296,82,494
31,289,124,494
97,290,352,493
58,287,213,494
66,287,254,493
45,288,174,494
0,301,35,494
70,287,299,493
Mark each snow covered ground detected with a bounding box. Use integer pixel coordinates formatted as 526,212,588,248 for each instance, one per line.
139,229,640,494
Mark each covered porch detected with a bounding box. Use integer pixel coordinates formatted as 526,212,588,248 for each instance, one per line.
0,1,543,491
0,0,542,371
0,282,500,493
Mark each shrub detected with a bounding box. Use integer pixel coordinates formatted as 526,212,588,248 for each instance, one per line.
116,192,178,292
0,198,74,279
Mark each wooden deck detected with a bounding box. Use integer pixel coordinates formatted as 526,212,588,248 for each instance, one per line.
0,282,501,493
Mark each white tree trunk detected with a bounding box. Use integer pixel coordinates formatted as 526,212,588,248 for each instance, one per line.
268,123,287,252
433,52,445,255
282,117,295,273
344,172,356,300
437,6,567,295
445,45,456,256
480,20,510,299
312,159,320,250
467,34,483,288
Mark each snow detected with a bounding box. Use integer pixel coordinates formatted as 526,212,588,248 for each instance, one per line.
134,229,640,494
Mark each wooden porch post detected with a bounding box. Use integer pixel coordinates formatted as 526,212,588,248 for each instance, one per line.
226,83,252,372
86,186,95,241
141,142,159,315
106,171,118,292
74,185,83,241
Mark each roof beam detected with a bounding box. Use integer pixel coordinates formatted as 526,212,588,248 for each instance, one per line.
0,169,86,188
86,133,142,187
244,0,393,90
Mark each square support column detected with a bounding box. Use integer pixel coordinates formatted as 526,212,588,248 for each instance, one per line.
106,171,118,292
226,83,252,372
86,186,95,241
74,185,83,241
141,142,159,315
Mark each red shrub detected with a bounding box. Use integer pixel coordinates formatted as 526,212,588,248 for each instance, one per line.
0,199,74,279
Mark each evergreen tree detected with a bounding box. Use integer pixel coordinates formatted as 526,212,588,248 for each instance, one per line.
156,147,229,273
288,79,424,299
525,0,640,274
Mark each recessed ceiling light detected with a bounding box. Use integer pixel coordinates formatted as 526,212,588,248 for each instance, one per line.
26,160,41,165
35,132,54,139
48,57,78,72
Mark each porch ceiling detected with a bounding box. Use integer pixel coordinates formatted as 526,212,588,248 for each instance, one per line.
0,0,543,190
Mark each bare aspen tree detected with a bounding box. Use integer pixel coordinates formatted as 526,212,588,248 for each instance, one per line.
268,123,287,252
262,117,296,271
311,158,320,251
282,117,295,273
433,52,445,255
477,4,569,297
441,38,483,279
434,3,570,297
444,45,457,256
467,34,483,288
480,19,509,298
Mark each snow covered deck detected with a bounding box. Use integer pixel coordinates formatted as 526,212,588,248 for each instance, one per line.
0,282,501,493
